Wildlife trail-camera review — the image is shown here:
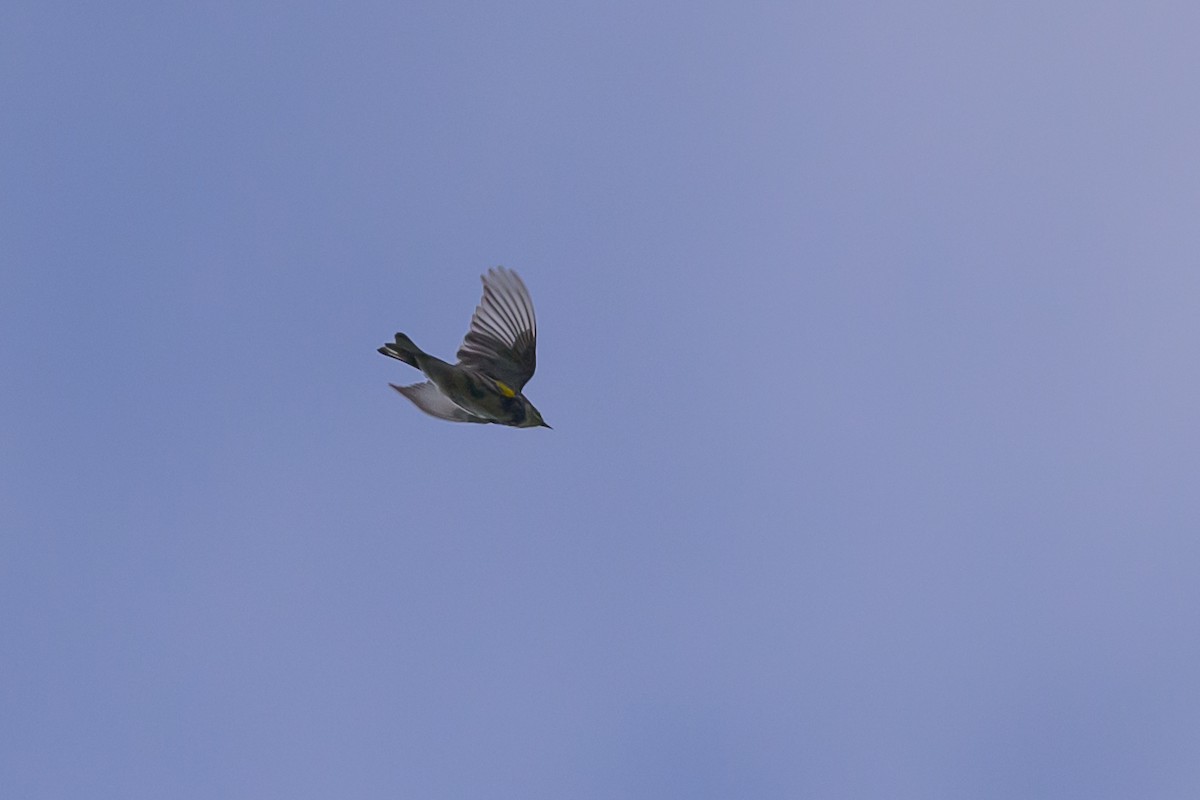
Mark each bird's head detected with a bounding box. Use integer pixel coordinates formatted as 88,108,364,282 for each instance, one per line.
519,400,551,429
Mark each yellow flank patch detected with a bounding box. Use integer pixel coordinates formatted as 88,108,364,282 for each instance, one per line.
495,381,516,398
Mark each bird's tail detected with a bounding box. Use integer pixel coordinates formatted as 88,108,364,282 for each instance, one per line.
377,333,424,368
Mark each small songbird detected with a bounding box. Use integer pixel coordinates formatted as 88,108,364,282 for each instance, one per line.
378,267,550,428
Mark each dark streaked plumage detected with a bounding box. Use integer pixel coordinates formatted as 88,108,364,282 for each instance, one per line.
378,267,550,428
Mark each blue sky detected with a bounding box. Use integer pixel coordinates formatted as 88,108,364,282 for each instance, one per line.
4,2,1199,797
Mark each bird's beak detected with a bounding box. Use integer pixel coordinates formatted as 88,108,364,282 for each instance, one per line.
540,421,552,429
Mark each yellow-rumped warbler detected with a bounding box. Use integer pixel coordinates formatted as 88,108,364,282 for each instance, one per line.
378,267,550,428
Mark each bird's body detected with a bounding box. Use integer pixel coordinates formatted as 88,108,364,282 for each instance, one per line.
378,267,550,428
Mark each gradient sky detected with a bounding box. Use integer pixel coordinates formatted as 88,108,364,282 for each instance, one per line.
4,2,1199,798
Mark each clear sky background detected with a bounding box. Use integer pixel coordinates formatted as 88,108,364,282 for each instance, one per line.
4,2,1199,798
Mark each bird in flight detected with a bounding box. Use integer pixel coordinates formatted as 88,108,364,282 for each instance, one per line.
378,267,550,428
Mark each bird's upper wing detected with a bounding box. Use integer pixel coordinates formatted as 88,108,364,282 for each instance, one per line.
390,382,488,423
455,267,537,391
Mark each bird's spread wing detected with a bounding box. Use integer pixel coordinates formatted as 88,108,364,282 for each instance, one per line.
389,382,488,423
456,267,537,391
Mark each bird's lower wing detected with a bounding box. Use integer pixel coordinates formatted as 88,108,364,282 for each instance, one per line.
389,382,488,423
